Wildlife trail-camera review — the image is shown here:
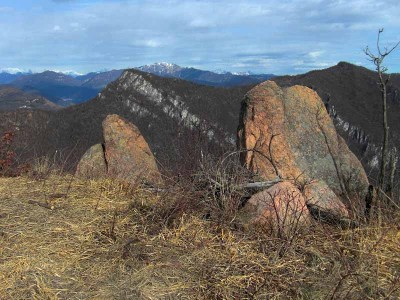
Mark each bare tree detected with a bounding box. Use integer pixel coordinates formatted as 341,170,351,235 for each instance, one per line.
364,28,399,191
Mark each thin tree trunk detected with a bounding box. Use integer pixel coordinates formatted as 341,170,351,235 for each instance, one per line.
378,70,388,191
377,69,388,226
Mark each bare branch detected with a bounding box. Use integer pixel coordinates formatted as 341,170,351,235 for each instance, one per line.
377,28,384,56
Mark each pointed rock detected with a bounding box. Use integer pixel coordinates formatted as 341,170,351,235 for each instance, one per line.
102,114,161,185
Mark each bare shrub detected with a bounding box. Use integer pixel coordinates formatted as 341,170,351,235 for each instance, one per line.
0,131,18,176
256,188,309,239
193,151,253,225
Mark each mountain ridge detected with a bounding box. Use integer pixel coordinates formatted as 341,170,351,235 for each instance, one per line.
0,63,275,108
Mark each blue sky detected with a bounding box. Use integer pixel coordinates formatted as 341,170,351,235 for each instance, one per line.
0,0,400,75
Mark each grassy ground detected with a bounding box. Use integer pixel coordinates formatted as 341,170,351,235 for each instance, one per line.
0,175,399,299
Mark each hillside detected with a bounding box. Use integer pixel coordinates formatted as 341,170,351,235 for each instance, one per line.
0,86,60,111
0,72,26,84
78,70,124,89
1,64,273,107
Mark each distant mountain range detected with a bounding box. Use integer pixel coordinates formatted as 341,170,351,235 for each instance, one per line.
137,63,275,87
7,70,124,106
0,63,274,109
0,72,27,84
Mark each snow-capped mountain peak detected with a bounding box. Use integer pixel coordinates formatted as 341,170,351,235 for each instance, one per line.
213,69,254,76
137,62,183,75
53,70,84,77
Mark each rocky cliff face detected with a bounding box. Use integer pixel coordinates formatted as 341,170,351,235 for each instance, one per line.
327,104,381,170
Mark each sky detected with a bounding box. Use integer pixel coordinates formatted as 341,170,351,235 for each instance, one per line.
0,0,400,75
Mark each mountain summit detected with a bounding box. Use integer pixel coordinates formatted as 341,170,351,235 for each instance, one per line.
137,62,183,76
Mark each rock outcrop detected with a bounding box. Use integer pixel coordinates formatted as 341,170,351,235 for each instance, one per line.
240,181,310,234
75,114,161,185
237,81,369,217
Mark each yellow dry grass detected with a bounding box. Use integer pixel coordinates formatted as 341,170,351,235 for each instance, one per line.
0,175,399,299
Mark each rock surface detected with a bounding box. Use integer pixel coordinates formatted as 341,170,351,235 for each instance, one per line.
241,181,310,234
75,144,107,179
237,81,369,217
303,180,349,217
102,114,161,184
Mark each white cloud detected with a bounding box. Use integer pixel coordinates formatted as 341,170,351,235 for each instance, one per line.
308,51,324,59
143,39,162,48
131,39,164,48
189,18,215,28
0,67,23,74
53,25,61,31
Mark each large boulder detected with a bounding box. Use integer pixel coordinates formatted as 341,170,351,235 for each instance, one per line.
240,181,311,235
76,114,161,185
75,143,107,179
102,114,161,184
237,81,369,217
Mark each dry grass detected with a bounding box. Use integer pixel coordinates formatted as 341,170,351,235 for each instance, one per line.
0,175,399,299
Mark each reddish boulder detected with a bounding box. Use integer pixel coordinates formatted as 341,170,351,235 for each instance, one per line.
102,114,161,184
237,81,369,218
241,181,311,235
303,180,349,217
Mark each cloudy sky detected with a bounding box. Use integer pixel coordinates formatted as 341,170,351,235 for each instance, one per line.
0,0,400,75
